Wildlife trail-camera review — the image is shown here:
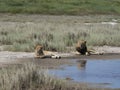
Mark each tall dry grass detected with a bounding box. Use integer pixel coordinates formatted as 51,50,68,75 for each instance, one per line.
0,63,67,90
0,14,120,52
0,63,114,90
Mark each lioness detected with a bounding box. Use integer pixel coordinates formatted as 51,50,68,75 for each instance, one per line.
35,45,61,59
76,40,103,55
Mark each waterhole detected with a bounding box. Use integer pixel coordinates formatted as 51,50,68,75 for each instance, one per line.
49,59,120,88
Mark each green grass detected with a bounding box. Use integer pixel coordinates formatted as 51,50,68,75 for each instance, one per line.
0,0,120,15
0,14,120,52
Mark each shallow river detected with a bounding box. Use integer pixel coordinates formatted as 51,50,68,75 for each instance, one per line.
49,59,120,88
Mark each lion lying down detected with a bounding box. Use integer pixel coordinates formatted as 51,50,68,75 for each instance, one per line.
76,40,103,55
35,45,61,59
35,40,103,59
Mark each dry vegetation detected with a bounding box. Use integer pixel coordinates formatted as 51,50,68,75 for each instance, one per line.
0,14,120,90
0,14,120,52
0,62,115,90
0,63,66,90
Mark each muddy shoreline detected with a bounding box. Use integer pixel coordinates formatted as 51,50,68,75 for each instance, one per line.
15,54,120,69
0,51,120,90
0,51,120,68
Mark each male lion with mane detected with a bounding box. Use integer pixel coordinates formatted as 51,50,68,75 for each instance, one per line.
76,40,103,55
35,45,61,59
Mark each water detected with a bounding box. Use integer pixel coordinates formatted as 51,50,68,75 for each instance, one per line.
49,59,120,88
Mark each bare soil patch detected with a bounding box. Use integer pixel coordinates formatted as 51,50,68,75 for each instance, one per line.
0,46,120,68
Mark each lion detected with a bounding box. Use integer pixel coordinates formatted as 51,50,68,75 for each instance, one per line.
76,40,88,55
76,40,103,55
35,45,61,59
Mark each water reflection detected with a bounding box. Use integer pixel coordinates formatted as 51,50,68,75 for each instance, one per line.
49,59,120,88
76,60,87,70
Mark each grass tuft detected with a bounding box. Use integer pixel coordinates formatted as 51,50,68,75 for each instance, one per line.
0,63,67,90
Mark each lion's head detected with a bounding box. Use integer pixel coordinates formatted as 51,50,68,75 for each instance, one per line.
76,40,87,55
35,45,44,57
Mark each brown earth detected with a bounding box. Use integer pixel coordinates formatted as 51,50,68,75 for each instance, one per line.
0,46,120,68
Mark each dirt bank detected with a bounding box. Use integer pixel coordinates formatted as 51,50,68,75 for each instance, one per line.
0,46,120,68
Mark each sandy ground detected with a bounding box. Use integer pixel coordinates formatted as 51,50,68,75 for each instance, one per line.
0,46,120,68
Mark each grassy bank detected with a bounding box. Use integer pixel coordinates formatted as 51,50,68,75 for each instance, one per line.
0,63,66,90
0,14,120,52
0,0,120,15
0,63,114,90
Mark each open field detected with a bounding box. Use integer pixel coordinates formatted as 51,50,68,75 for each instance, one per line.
0,1,120,89
0,14,120,52
0,13,120,90
0,0,120,15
